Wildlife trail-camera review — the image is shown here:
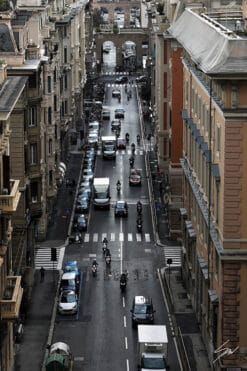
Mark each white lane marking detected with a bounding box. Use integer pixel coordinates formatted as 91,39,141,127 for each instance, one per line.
119,232,124,242
110,233,115,241
125,337,128,350
120,218,123,274
93,233,98,242
84,233,89,242
126,359,129,371
122,296,125,308
124,315,126,327
128,233,133,242
136,233,142,242
145,233,150,242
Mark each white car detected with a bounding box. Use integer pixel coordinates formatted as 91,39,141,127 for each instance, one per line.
58,290,78,315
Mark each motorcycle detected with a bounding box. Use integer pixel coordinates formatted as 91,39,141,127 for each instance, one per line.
129,157,134,168
137,202,142,215
131,143,135,154
136,219,143,233
120,273,127,292
102,242,108,255
92,264,97,277
105,254,111,266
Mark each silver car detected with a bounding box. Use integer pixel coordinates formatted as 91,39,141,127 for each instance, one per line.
58,290,78,315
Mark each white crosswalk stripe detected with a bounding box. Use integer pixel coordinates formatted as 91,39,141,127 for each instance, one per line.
102,71,129,76
35,246,65,270
97,149,144,156
84,233,90,242
163,245,182,267
78,233,151,243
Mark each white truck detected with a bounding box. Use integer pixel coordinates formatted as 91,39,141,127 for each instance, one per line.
138,325,168,371
93,178,111,209
101,136,116,159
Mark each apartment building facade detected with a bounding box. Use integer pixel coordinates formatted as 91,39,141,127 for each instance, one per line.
169,8,247,369
0,0,89,368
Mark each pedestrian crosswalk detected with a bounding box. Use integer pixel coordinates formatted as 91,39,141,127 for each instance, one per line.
81,232,152,243
97,149,144,156
106,83,137,88
101,71,129,76
163,245,182,267
35,245,65,270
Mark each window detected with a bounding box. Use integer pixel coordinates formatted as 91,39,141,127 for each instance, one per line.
54,95,57,112
47,76,51,93
64,47,67,64
30,143,38,165
29,107,36,127
30,181,38,203
53,68,57,83
231,86,238,108
48,139,52,155
64,100,68,115
216,124,221,155
64,74,68,90
49,170,53,186
48,107,52,125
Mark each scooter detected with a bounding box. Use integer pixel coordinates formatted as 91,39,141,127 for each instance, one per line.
120,273,127,292
136,220,143,233
92,264,97,277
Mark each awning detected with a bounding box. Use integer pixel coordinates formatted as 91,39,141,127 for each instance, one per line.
59,162,66,172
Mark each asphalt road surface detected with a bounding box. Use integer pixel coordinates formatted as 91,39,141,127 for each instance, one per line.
52,76,181,371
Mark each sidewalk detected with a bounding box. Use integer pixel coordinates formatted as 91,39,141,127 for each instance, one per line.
142,100,211,370
14,144,83,371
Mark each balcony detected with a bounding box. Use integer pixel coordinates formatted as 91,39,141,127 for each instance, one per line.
0,180,21,213
0,276,23,320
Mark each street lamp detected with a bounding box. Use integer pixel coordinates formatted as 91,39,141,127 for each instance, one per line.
167,258,172,288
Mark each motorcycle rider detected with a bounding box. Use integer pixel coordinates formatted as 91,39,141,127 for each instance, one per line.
116,179,121,191
131,143,135,154
102,237,108,245
137,200,142,214
129,156,134,168
125,132,130,142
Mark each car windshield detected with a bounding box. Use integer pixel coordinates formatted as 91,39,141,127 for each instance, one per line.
78,216,86,222
117,202,125,209
61,292,76,303
61,279,75,287
104,144,115,150
142,358,166,369
134,304,151,314
95,192,108,199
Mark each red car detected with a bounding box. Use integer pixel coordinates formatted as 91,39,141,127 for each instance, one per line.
129,169,142,186
117,138,126,149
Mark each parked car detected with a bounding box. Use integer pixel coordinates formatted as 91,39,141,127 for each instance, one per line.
115,76,128,84
89,120,100,132
78,186,91,199
76,198,89,213
112,89,121,99
63,261,80,285
115,108,125,119
117,137,126,149
102,109,111,121
82,168,94,182
79,180,91,189
58,290,78,315
136,75,148,83
87,133,98,147
111,119,121,131
115,200,128,217
60,272,78,293
74,214,88,231
129,168,142,186
131,296,155,327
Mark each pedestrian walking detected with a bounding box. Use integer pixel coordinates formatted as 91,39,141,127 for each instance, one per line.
40,266,45,282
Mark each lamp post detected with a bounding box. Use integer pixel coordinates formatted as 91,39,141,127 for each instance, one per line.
167,258,173,288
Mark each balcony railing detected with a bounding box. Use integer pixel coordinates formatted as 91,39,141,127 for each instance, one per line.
0,180,21,213
0,276,23,320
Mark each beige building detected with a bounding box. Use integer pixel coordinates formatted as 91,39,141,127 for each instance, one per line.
0,0,88,367
0,65,24,371
169,8,247,369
